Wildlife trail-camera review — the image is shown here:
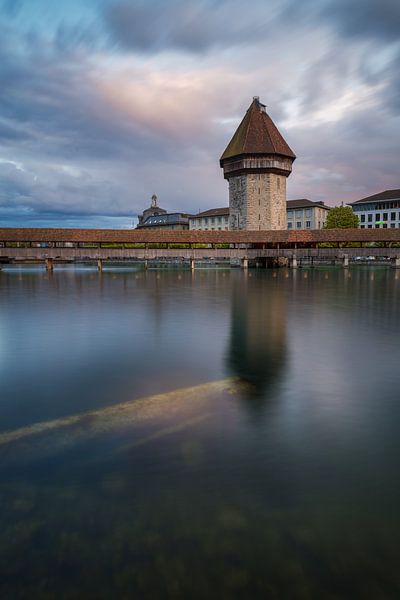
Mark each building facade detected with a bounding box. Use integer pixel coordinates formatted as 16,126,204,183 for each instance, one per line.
136,212,191,230
348,189,400,228
189,208,230,230
287,199,330,230
220,97,296,230
136,194,192,230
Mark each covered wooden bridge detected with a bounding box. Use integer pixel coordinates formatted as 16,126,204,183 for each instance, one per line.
1,228,400,270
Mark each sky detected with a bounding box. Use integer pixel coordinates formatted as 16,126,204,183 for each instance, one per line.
0,0,399,228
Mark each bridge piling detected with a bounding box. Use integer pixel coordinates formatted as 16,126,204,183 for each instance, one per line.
190,258,195,271
45,258,53,272
241,257,248,269
97,258,103,272
290,255,297,269
392,257,400,268
343,254,349,268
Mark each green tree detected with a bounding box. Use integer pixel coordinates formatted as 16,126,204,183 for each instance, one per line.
324,205,359,228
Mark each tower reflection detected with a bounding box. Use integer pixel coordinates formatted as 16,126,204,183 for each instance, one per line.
226,272,287,403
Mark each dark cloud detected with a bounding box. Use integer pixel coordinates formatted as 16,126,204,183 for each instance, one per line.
323,0,400,42
284,0,400,43
103,0,279,53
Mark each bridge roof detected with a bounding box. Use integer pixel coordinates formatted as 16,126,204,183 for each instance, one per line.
1,228,400,244
220,98,296,163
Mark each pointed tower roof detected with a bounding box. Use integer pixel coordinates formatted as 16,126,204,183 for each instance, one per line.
220,97,296,163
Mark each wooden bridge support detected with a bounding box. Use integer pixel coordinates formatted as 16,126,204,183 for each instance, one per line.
343,254,349,268
97,258,103,272
45,258,53,272
290,255,297,269
241,257,248,269
190,258,195,271
392,257,400,268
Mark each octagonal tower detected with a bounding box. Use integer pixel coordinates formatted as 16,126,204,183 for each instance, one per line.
220,97,296,230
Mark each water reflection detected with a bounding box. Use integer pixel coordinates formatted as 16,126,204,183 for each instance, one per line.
226,271,286,402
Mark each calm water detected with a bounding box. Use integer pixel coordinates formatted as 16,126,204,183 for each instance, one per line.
1,265,400,599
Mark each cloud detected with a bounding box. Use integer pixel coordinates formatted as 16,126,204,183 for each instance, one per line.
103,0,282,54
0,0,399,226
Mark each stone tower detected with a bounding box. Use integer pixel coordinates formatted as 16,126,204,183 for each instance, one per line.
220,97,296,230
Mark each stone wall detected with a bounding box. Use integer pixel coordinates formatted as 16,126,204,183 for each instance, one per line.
229,173,287,230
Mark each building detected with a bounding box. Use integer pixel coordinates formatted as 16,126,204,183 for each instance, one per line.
220,96,296,230
136,212,191,230
287,199,330,230
137,194,167,226
348,189,400,228
189,201,329,231
136,194,192,230
189,208,230,230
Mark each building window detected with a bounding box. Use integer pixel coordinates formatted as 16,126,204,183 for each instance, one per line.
306,221,311,228
368,214,372,222
288,222,292,229
297,221,302,229
218,217,222,224
287,211,293,219
391,224,396,228
368,225,372,228
305,209,311,217
375,224,380,228
383,213,388,221
383,224,388,228
360,225,365,228
204,218,208,224
391,212,396,220
375,213,380,221
360,214,365,222
296,210,302,218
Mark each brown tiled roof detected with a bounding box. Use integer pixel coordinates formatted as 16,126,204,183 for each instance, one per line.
220,98,296,162
349,189,400,205
192,208,229,218
1,228,400,244
287,199,330,210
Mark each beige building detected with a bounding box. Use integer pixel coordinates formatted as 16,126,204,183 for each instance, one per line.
287,199,330,230
189,208,230,230
220,97,296,230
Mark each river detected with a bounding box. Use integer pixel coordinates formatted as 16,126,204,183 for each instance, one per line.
1,265,399,598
